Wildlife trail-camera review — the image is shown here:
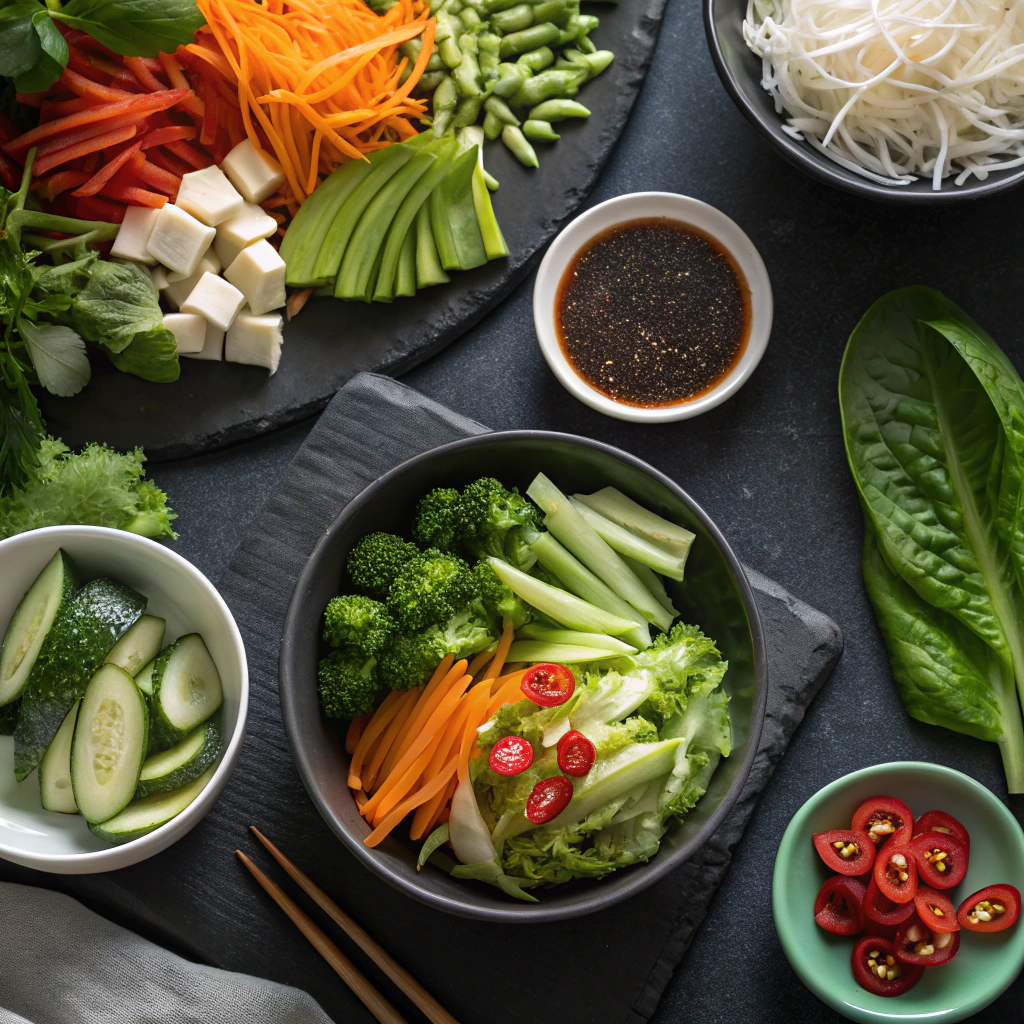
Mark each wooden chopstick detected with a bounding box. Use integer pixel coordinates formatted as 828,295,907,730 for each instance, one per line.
236,850,408,1024
250,827,461,1024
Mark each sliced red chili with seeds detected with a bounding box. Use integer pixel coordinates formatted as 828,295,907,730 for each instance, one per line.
873,839,918,903
862,919,899,940
813,829,876,876
520,663,576,707
525,775,574,823
894,917,960,968
909,831,967,890
852,795,914,847
913,887,959,934
957,884,1021,933
814,876,867,936
488,735,534,776
852,936,923,997
913,809,970,853
864,877,916,927
556,729,596,777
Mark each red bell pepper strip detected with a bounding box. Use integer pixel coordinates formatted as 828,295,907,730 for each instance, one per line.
852,795,914,847
913,887,959,933
894,917,960,968
957,884,1021,933
814,875,866,937
520,663,576,707
34,124,138,176
140,125,197,149
813,829,876,876
147,148,193,178
72,139,143,197
873,838,918,904
165,139,213,169
851,937,923,997
72,195,125,222
909,831,968,890
135,157,181,197
100,182,167,207
123,56,167,93
913,809,970,853
0,152,20,191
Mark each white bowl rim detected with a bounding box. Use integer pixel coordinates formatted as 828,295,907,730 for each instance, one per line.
0,525,248,869
532,191,773,423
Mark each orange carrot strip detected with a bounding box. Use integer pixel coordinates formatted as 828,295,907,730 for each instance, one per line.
364,757,457,848
101,183,167,207
354,789,369,811
457,684,494,784
72,139,142,197
363,689,420,793
34,125,138,176
38,170,91,200
467,648,495,679
345,714,370,755
482,621,513,683
348,689,403,788
158,53,206,116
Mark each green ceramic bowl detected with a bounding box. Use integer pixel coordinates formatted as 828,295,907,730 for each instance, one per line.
773,762,1024,1022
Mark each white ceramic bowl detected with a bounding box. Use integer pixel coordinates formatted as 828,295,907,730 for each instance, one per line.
533,192,773,422
0,526,247,873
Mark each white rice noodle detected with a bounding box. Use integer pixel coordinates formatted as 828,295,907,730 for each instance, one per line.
743,0,1024,188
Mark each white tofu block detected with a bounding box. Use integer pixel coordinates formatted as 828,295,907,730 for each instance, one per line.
150,265,169,290
183,320,224,361
175,165,244,227
220,139,285,204
166,245,220,282
161,253,221,309
225,309,283,374
146,204,215,276
217,201,276,253
180,272,246,332
163,313,206,355
110,206,161,264
224,239,286,315
213,233,244,270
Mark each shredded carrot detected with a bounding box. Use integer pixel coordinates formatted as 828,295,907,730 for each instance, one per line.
362,688,420,792
345,714,369,755
486,669,528,717
33,125,138,176
101,183,168,207
124,56,169,94
347,689,403,789
457,684,494,785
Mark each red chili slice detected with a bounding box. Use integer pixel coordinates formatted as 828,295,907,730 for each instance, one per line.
894,917,960,968
864,877,916,927
909,831,967,890
913,887,959,934
556,729,596,777
873,839,918,903
851,936,923,997
957,884,1021,933
862,920,899,940
520,663,576,707
525,775,574,823
812,829,876,876
488,735,534,776
814,876,866,936
852,795,914,847
913,809,970,853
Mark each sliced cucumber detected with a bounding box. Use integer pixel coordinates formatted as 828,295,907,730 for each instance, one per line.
149,635,223,751
135,659,155,697
137,717,221,797
103,615,165,677
90,766,216,844
15,579,147,781
71,665,149,824
40,702,79,814
0,550,80,707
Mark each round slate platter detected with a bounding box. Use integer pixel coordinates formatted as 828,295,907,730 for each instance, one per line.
39,0,667,462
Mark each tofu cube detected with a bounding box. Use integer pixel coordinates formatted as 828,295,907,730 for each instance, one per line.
150,265,170,290
175,165,245,226
224,239,286,315
183,320,225,361
225,309,283,374
166,245,220,282
180,272,246,332
218,201,276,250
162,252,220,309
220,139,285,204
146,204,215,276
110,206,161,264
163,313,206,355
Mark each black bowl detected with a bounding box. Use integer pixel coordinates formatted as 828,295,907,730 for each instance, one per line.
279,431,767,922
705,0,1024,204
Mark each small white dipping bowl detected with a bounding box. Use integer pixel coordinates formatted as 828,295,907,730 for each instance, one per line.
533,192,773,422
0,526,248,874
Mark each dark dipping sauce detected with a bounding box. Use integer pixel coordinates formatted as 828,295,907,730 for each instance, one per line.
555,218,751,408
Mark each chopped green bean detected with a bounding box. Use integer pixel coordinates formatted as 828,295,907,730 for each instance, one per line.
483,110,504,139
439,35,463,68
492,61,531,96
499,22,560,58
400,39,423,61
484,95,521,125
522,118,560,140
426,50,446,71
481,0,525,12
556,15,580,45
482,167,500,190
501,125,539,167
517,45,554,71
528,97,590,121
479,30,501,53
577,13,599,31
508,68,579,107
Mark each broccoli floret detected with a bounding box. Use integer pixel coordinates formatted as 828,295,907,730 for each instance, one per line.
346,532,420,599
318,650,380,718
423,606,497,662
323,595,395,654
378,633,447,691
472,560,533,630
387,548,473,631
457,477,540,565
412,487,462,550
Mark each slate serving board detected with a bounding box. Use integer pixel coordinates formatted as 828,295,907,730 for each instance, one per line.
39,0,667,462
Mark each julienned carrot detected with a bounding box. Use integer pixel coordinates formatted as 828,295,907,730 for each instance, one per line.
166,139,213,169
467,647,496,679
362,689,420,792
348,689,403,788
482,622,514,683
365,757,458,847
486,669,528,717
72,140,142,197
124,56,169,94
141,125,197,149
345,714,370,755
33,125,138,176
457,684,494,785
37,170,90,200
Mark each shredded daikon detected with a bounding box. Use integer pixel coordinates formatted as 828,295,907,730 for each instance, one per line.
743,0,1024,188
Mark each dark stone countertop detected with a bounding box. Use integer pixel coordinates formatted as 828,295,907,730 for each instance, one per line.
134,0,1024,1020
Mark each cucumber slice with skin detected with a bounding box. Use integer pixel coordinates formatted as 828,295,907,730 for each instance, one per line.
90,766,216,844
14,579,146,781
149,635,223,751
40,702,79,814
103,615,166,677
137,716,221,797
0,549,80,707
71,665,149,824
135,658,155,697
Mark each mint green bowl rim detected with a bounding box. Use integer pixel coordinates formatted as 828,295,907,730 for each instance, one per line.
772,761,1024,1022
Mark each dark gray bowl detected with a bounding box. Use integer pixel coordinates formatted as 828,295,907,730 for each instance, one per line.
279,431,767,922
705,0,1024,204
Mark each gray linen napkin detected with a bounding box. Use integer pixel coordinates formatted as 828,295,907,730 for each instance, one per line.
0,881,332,1024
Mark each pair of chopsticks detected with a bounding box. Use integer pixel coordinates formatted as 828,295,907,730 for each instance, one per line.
238,828,460,1024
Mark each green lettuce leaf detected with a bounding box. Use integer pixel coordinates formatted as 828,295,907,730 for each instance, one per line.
107,325,180,383
18,319,90,397
72,260,164,353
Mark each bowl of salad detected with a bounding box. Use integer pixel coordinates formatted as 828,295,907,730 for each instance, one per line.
280,431,767,920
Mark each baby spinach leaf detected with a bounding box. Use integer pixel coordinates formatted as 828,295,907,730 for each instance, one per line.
107,326,180,383
53,0,205,58
0,1,46,80
72,260,165,353
14,10,68,93
18,318,90,397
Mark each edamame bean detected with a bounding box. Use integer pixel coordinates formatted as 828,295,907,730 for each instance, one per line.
415,70,448,93
492,61,531,97
460,7,482,29
432,75,459,136
528,98,590,121
491,3,533,31
501,125,539,167
556,15,580,45
484,95,520,125
483,110,504,139
452,94,483,127
576,33,596,53
439,35,463,68
530,0,571,25
577,13,599,31
498,22,560,58
453,33,482,94
522,118,560,140
508,68,579,107
517,45,554,71
583,49,613,76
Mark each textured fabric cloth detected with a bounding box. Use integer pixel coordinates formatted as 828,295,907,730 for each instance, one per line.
0,882,332,1024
